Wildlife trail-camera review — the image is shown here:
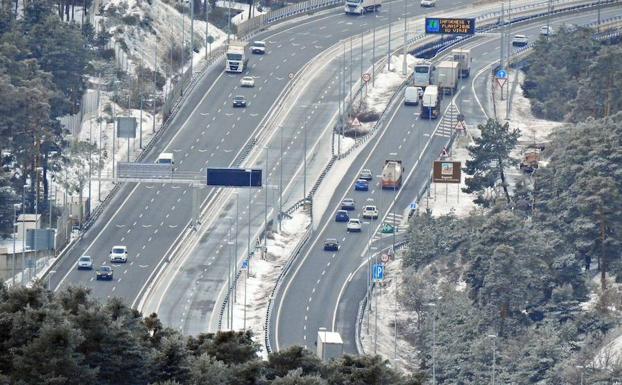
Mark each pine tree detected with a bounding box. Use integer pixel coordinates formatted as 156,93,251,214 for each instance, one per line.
463,119,520,205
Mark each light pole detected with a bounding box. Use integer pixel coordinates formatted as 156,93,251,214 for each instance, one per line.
21,184,27,286
303,123,307,201
387,1,392,72
427,302,437,385
576,365,584,385
264,146,269,257
488,334,497,385
224,215,234,329
279,126,283,231
12,203,17,285
246,169,252,274
402,0,408,75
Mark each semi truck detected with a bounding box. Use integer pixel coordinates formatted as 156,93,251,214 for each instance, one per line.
317,328,344,361
451,48,472,78
381,159,404,189
344,0,382,14
436,60,460,94
413,59,433,88
225,40,248,73
421,85,441,119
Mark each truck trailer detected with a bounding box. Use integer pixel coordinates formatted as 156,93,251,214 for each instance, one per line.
225,40,248,73
451,48,472,78
381,159,404,189
436,60,460,94
344,0,382,14
317,328,344,361
421,85,441,119
413,59,433,88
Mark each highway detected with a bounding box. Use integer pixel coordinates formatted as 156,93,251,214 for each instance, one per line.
272,5,622,354
50,0,476,321
147,0,516,335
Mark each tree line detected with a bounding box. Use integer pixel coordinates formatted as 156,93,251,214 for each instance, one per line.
0,0,91,236
0,283,424,385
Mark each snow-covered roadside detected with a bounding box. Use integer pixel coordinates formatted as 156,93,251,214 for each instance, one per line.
227,210,311,357
422,135,477,218
359,253,418,373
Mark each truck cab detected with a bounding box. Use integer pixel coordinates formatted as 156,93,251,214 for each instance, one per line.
226,41,248,73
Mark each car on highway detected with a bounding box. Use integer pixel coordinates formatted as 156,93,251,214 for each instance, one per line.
354,179,369,191
240,76,255,87
335,210,350,222
77,255,93,270
362,205,379,219
347,218,362,232
96,265,114,280
323,238,339,251
109,245,128,263
251,40,266,54
359,169,373,180
420,0,436,6
341,198,356,211
233,95,247,107
512,34,529,47
540,25,555,36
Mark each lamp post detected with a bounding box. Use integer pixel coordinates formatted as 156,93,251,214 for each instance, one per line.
488,334,497,385
246,169,252,274
387,0,392,72
402,0,408,75
576,365,584,385
427,303,437,385
21,184,27,286
12,203,17,285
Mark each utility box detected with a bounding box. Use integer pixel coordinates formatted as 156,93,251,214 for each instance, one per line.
316,328,344,361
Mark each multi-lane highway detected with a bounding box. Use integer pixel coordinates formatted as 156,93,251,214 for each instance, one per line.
51,0,476,320
271,5,622,354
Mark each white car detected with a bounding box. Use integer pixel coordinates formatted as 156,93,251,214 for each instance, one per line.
540,25,555,36
362,205,379,219
109,245,128,263
347,218,362,232
240,76,255,87
420,0,436,7
512,34,529,47
251,40,266,54
77,255,93,270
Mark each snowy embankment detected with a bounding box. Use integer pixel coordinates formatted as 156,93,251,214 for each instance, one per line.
228,210,310,357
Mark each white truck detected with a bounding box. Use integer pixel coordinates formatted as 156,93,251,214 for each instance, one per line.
344,0,382,15
317,328,344,361
421,85,441,119
225,40,248,73
413,59,433,89
436,60,460,94
451,48,472,78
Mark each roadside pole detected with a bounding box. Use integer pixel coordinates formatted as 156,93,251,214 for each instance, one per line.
247,170,252,275
402,0,408,75
387,0,392,71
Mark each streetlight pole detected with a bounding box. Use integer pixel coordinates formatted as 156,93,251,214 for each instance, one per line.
264,147,268,257
303,124,307,201
12,204,17,285
387,1,392,72
402,0,408,75
247,169,252,275
429,303,437,385
279,126,283,231
488,334,497,385
21,185,26,285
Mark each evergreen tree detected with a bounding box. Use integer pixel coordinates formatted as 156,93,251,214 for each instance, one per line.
463,119,519,205
266,346,322,379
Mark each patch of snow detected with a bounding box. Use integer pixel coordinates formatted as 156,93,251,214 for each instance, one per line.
421,135,476,218
335,135,356,155
228,210,311,357
359,254,418,374
364,55,414,114
216,1,267,25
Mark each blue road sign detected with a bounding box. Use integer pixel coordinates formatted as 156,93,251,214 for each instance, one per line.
496,69,508,79
372,263,385,282
241,259,249,270
409,201,418,210
207,168,262,187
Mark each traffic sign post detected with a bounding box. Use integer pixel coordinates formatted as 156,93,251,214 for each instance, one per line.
372,263,385,282
362,73,371,83
241,259,249,270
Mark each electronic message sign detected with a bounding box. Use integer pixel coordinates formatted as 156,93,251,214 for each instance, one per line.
425,17,476,35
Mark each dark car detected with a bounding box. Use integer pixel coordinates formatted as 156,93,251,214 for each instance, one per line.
323,239,339,251
354,179,369,191
233,95,247,107
335,210,350,222
96,265,113,280
341,198,355,210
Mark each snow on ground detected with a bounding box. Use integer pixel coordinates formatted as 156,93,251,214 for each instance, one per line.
359,253,418,374
334,135,356,155
215,0,267,25
227,210,311,357
101,0,227,75
364,54,416,114
422,134,477,218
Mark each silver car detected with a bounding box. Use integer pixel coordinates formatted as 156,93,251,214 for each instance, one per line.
77,255,93,270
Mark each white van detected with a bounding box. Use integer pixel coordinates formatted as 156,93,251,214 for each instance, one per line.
156,152,174,165
404,87,421,106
